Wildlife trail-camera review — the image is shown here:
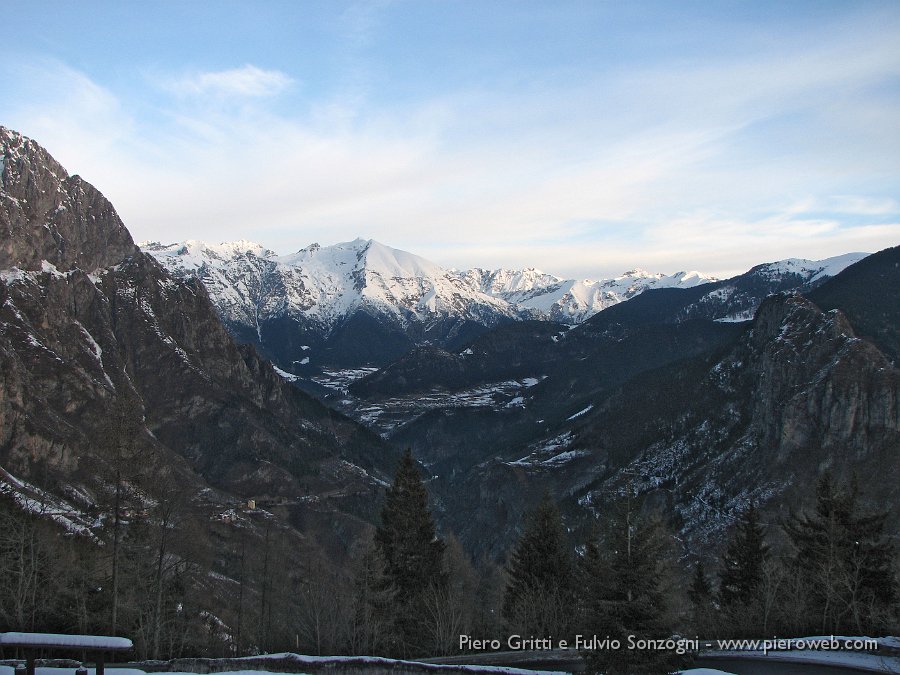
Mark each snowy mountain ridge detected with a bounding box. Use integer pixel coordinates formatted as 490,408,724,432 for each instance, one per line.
141,237,869,370
143,238,867,330
748,253,869,283
464,266,716,323
142,238,515,333
143,237,722,330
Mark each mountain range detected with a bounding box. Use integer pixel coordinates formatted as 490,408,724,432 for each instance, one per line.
142,237,866,379
139,230,895,560
2,123,897,579
324,246,898,558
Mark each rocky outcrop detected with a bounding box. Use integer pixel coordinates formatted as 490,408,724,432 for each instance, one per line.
0,127,137,272
746,294,898,460
559,287,900,553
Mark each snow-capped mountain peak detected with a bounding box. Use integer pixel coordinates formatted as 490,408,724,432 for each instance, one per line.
750,252,869,283
146,238,517,337
142,237,868,369
462,265,717,323
141,239,274,265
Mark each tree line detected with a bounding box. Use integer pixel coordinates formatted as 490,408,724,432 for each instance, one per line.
2,446,898,672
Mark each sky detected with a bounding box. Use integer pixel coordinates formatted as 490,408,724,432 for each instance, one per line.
2,1,899,279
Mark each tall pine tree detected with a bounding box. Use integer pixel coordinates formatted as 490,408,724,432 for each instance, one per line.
580,497,682,675
688,560,715,635
718,503,769,608
783,473,897,634
502,493,575,638
374,449,446,656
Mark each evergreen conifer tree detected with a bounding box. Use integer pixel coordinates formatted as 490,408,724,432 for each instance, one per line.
578,532,610,638
688,560,715,635
502,493,575,638
580,497,682,675
689,561,712,606
718,503,769,608
783,473,897,633
374,449,446,656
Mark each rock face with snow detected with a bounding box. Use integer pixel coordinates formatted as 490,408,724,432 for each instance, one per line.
146,238,719,336
0,127,394,541
442,248,900,551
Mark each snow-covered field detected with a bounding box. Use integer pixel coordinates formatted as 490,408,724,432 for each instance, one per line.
0,670,146,675
335,378,544,435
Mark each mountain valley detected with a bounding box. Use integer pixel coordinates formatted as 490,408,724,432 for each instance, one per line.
138,229,898,561
2,125,898,647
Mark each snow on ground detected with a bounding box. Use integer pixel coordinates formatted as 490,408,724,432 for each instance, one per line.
214,653,568,675
714,310,754,323
0,267,26,283
311,367,380,393
703,649,900,672
272,365,299,382
0,633,132,650
566,404,593,420
344,378,543,435
506,396,525,408
542,450,591,466
0,670,145,675
165,672,270,675
0,468,96,537
509,432,584,467
700,635,900,673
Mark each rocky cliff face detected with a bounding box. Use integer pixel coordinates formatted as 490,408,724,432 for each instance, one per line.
745,295,897,459
0,127,394,548
0,128,137,272
562,289,900,552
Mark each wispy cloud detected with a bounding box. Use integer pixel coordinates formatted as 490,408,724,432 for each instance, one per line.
165,65,293,98
1,3,898,279
0,59,136,176
825,196,899,217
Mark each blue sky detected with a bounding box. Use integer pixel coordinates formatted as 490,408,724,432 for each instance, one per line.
2,1,899,278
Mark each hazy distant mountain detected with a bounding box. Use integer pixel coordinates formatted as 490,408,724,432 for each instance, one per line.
461,266,715,323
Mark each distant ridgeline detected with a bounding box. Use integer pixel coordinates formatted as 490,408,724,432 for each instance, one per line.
142,237,865,375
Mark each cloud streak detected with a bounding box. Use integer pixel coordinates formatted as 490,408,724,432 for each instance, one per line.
164,65,294,98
